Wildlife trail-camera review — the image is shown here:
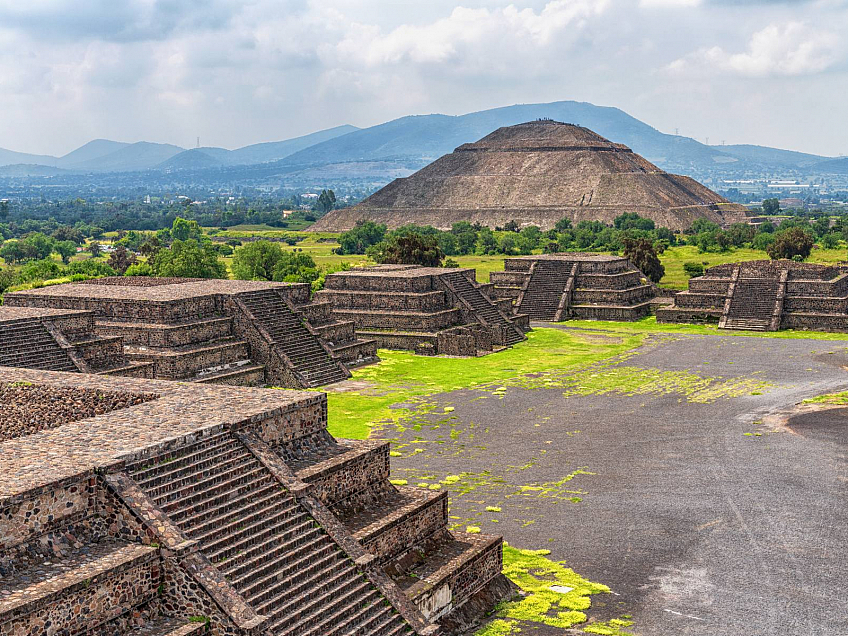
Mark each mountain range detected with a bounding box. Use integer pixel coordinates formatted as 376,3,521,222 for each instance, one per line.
0,101,841,182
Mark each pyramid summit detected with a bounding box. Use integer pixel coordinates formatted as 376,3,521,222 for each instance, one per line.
312,120,748,231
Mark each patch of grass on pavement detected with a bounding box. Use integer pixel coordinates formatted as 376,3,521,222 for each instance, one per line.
324,327,643,439
563,316,848,341
804,391,848,405
475,545,633,636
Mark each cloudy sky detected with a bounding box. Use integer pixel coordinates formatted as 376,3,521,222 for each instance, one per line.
0,0,845,157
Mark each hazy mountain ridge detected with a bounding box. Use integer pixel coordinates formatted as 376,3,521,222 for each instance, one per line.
0,102,833,183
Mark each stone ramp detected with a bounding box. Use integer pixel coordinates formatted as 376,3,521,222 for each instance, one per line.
125,431,412,636
0,317,78,372
238,288,349,388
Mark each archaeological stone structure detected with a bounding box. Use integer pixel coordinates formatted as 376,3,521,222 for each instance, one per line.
4,277,378,388
657,260,848,332
490,254,657,321
0,368,509,635
315,265,529,356
310,120,748,232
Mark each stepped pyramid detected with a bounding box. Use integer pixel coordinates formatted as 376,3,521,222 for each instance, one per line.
0,368,510,635
311,120,748,232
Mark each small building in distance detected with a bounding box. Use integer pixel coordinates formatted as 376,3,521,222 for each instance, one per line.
0,367,508,635
657,260,848,332
311,120,748,233
316,264,529,356
490,253,658,322
4,277,378,388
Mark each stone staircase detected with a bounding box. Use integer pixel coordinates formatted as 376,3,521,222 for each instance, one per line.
89,615,207,636
126,433,411,636
239,289,349,388
0,540,160,635
0,318,78,372
723,277,781,331
518,261,572,320
441,272,524,346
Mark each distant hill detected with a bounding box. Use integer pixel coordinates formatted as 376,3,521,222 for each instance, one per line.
69,141,185,171
56,139,130,168
273,101,832,180
228,125,359,165
813,157,848,174
716,144,826,168
0,148,58,168
0,164,69,177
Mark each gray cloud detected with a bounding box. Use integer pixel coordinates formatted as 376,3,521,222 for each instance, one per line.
0,0,846,157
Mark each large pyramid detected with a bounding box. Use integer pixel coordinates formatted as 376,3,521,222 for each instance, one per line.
311,121,748,232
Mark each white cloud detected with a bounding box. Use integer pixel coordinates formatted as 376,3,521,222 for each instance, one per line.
669,21,841,77
640,0,702,8
334,0,610,66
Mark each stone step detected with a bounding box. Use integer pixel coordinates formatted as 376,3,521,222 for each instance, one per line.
206,513,311,564
152,462,266,508
125,617,207,636
297,590,388,636
127,433,237,481
252,557,355,617
166,472,275,523
141,449,255,495
227,532,331,588
185,486,290,539
193,362,265,386
0,541,158,635
269,576,377,634
217,524,323,576
239,542,341,600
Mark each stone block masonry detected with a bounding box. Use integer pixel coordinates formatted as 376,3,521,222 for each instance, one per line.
0,367,507,634
491,253,656,322
658,260,848,333
5,277,379,389
317,265,527,357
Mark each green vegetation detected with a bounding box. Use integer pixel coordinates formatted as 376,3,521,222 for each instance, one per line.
804,391,848,405
475,545,632,636
324,328,642,440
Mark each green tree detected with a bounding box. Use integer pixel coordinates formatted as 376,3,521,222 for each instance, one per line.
622,237,665,283
336,221,387,255
0,200,8,220
766,227,814,261
23,233,56,260
317,189,337,214
271,252,319,285
232,240,286,280
88,242,102,258
150,239,227,279
554,218,572,232
171,217,203,242
762,198,780,215
366,229,444,267
614,213,655,231
55,240,77,264
0,240,26,264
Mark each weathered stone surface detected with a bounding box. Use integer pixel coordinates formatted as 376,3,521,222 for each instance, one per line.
311,121,748,232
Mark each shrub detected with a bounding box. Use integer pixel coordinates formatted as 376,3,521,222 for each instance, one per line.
68,259,116,277
766,227,814,261
150,239,227,279
622,237,664,283
683,262,704,278
124,262,153,276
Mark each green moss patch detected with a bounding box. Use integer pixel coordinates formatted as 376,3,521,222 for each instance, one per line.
323,328,643,439
475,545,633,635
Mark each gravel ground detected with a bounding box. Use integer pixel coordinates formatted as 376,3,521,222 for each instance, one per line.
379,329,848,636
0,382,158,441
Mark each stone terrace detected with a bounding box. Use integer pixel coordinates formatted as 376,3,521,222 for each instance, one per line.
657,260,848,332
317,265,529,357
5,277,378,389
0,305,154,379
490,253,657,321
0,368,508,635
